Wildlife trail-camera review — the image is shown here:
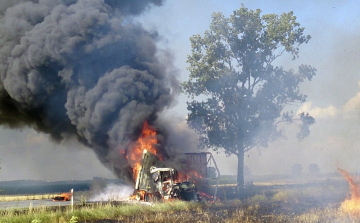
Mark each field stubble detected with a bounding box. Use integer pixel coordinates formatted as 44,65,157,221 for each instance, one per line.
0,178,359,222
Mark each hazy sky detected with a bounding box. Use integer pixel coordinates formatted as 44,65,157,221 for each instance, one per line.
1,0,360,181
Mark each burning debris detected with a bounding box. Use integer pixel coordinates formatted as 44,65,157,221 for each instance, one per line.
133,149,199,202
116,120,219,202
53,191,72,202
338,167,360,216
117,120,218,202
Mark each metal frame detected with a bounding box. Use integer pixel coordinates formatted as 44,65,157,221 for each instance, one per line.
184,152,220,201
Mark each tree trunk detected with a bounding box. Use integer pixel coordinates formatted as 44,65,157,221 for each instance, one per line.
237,147,244,191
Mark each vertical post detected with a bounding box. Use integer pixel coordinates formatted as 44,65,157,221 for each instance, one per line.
208,153,220,202
71,188,74,212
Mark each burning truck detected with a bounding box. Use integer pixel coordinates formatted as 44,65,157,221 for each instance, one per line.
132,149,220,202
126,122,219,202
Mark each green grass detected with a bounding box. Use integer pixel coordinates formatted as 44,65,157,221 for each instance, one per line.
0,201,201,223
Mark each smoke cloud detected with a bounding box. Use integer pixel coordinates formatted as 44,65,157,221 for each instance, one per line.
0,0,179,182
89,183,134,202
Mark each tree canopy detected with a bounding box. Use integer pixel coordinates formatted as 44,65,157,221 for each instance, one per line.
182,7,316,187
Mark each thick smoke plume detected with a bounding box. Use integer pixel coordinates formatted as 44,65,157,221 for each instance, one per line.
0,0,179,181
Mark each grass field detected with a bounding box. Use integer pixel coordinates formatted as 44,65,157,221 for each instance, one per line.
0,195,355,223
0,194,57,202
0,176,356,222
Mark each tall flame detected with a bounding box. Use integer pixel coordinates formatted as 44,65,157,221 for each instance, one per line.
338,167,360,216
127,121,158,180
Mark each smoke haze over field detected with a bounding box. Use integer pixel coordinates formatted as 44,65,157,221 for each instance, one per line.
137,0,360,177
1,1,360,181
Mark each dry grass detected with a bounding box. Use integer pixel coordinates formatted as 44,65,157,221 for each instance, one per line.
0,198,352,223
0,181,354,223
0,194,57,202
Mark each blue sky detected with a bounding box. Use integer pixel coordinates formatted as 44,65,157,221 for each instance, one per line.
1,1,360,181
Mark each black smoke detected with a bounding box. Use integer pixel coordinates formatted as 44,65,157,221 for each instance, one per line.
0,0,179,181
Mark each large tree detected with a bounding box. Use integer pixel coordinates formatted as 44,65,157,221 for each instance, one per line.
182,7,316,188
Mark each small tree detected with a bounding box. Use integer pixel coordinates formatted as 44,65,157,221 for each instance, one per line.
308,163,320,177
182,6,316,189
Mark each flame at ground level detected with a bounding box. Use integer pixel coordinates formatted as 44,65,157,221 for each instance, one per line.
338,167,360,217
53,192,71,201
340,198,360,216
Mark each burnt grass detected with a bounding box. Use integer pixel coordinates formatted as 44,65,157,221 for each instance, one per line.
0,177,351,222
80,179,350,222
82,200,341,223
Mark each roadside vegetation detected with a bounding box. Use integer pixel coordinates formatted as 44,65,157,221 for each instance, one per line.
0,194,57,202
0,180,356,223
0,197,354,223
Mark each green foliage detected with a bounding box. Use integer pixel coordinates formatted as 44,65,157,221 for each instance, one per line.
68,215,78,223
182,6,316,187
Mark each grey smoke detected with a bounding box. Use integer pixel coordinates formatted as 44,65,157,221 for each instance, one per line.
0,0,179,182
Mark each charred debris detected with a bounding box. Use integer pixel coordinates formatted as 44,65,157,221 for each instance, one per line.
133,150,220,202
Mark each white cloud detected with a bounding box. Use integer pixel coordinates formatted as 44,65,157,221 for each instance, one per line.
297,102,338,119
296,87,360,120
343,89,360,114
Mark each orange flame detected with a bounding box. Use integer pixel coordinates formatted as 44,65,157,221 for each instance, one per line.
175,170,203,183
199,191,220,202
338,167,360,216
127,121,158,180
125,121,206,202
61,193,70,201
53,192,71,201
129,190,146,201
